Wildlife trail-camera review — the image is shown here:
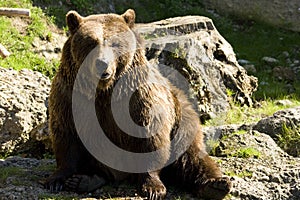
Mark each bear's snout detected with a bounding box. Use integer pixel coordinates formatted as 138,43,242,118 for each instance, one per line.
95,59,112,80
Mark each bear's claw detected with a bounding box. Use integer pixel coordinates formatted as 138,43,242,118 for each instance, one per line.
42,175,65,193
141,177,166,200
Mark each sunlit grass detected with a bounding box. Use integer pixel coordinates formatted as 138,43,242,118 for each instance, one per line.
206,98,300,126
277,123,300,157
0,0,59,78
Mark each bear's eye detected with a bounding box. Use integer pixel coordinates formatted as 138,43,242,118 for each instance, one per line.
111,42,120,48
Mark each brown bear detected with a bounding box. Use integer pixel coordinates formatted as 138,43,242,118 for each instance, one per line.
43,9,232,200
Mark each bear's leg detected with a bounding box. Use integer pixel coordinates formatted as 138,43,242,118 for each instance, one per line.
43,134,87,192
171,145,232,200
139,171,167,200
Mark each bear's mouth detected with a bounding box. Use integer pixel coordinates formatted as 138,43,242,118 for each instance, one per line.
100,71,111,80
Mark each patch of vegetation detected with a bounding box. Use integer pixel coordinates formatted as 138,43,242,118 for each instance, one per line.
277,123,300,157
0,166,25,184
0,0,59,78
43,152,55,159
232,147,261,159
33,163,56,172
225,169,253,178
206,139,220,156
206,99,300,126
233,130,247,135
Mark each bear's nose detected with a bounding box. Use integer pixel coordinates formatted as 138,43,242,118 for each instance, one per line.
95,59,111,80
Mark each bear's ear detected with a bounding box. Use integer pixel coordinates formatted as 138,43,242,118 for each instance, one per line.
122,9,135,28
66,11,83,34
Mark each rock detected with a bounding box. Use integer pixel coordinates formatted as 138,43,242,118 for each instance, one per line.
243,64,257,74
0,67,51,157
203,124,300,200
203,124,287,158
272,66,296,83
282,51,290,58
275,99,294,106
221,156,300,200
253,107,300,138
238,59,251,65
262,56,279,64
253,107,300,157
137,16,258,120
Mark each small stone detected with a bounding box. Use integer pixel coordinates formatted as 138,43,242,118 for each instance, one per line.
8,194,17,200
243,64,257,74
275,100,293,106
282,51,289,57
238,59,251,65
262,56,279,64
260,81,269,86
15,187,25,192
259,175,270,182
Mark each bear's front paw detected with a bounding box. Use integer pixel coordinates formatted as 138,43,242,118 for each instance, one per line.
197,177,232,199
141,177,166,200
65,174,106,193
42,174,65,192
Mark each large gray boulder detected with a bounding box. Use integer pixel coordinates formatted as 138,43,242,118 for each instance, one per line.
0,67,50,157
137,16,258,120
254,106,300,138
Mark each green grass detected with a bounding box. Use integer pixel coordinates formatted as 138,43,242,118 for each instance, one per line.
277,123,300,157
33,163,56,172
206,99,300,126
0,0,59,78
0,166,25,184
206,139,220,156
233,147,261,159
225,169,253,178
233,130,247,135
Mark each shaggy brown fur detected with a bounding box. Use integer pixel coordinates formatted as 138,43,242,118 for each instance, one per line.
43,9,232,199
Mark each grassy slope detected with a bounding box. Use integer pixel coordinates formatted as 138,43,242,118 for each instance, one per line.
0,0,60,78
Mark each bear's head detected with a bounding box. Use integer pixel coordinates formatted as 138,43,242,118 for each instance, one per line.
67,9,144,91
